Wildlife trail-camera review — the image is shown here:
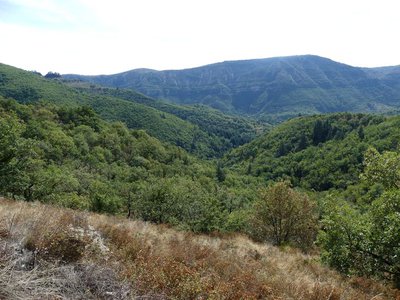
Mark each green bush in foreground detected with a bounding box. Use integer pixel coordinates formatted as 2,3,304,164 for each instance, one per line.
319,148,400,288
249,181,318,250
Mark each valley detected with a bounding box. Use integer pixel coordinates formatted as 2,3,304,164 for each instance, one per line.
1,56,400,298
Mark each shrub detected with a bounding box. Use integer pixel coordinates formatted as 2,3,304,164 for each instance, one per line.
249,181,318,250
24,210,89,263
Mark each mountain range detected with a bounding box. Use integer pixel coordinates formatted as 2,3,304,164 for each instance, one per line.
64,55,400,122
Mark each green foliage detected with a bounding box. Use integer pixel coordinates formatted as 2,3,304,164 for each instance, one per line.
319,148,400,287
215,161,226,183
134,177,224,232
0,98,259,233
225,113,400,191
362,147,400,189
318,198,367,274
67,84,263,152
249,181,318,250
0,63,263,158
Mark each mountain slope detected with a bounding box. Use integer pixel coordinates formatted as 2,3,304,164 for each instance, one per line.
224,113,400,191
0,63,258,157
64,55,400,122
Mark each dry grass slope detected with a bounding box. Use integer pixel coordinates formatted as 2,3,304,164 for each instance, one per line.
0,198,398,299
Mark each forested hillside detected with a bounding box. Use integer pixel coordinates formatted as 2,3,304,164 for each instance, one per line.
0,98,263,232
65,80,263,150
0,63,261,157
64,55,400,122
222,113,400,286
225,113,400,191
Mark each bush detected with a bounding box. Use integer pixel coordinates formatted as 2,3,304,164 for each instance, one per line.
24,210,88,263
319,191,400,288
135,177,224,232
249,181,318,250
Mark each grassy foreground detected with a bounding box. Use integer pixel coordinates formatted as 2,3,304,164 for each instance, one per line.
0,198,398,299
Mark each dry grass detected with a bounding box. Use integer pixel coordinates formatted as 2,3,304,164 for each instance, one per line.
0,198,399,299
0,198,130,299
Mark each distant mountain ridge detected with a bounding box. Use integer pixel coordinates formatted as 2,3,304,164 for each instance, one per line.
63,55,400,122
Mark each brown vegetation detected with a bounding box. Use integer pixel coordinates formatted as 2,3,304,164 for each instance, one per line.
0,198,398,299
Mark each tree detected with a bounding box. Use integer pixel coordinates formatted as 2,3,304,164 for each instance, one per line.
357,125,365,140
312,118,335,145
216,161,226,182
249,181,318,250
44,72,61,79
319,147,400,287
0,111,45,200
297,132,307,151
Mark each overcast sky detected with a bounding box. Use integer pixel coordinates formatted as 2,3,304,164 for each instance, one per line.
1,0,399,75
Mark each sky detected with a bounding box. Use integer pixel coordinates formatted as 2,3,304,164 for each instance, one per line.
0,0,399,75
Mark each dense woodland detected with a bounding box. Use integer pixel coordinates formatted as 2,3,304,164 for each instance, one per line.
0,98,262,233
0,62,400,290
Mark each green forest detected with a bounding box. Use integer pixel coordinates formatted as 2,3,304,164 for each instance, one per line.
0,63,400,289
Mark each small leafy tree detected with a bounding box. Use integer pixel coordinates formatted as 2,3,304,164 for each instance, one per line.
249,181,318,250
